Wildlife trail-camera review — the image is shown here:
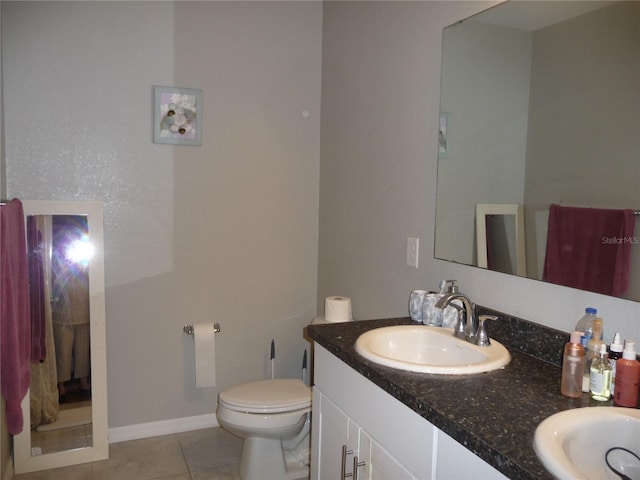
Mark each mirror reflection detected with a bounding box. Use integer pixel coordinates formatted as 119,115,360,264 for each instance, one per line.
435,0,640,301
475,204,526,277
27,214,93,455
15,200,107,475
485,215,517,274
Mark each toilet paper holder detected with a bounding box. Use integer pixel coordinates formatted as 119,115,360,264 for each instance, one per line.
183,323,221,335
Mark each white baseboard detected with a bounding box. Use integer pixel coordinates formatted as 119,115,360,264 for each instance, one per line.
108,413,219,444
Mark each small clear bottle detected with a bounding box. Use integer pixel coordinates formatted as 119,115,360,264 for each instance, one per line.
608,333,623,395
590,343,612,401
583,318,604,392
575,307,598,348
561,331,586,398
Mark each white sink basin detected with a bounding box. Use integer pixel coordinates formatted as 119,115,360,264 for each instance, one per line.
354,325,510,374
534,407,640,480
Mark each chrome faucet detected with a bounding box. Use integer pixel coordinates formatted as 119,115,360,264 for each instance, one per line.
445,301,466,339
434,292,499,347
434,292,477,341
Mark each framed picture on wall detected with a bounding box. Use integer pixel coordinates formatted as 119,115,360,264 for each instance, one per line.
153,86,202,145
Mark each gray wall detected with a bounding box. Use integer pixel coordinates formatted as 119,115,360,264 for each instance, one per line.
1,2,639,471
435,21,531,266
318,1,639,342
3,1,321,430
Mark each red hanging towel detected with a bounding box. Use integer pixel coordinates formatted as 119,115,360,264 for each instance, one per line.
543,204,635,297
0,198,31,434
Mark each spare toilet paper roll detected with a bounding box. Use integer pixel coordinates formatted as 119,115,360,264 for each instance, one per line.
193,323,216,388
324,296,353,323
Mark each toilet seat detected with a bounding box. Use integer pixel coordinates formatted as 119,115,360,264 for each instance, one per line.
219,378,311,414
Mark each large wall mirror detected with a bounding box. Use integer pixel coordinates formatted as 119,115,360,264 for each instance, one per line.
14,201,108,474
435,0,640,301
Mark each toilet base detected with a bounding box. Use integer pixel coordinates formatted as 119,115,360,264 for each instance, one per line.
239,436,309,480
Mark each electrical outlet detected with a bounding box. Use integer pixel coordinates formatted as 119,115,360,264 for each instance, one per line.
406,237,419,268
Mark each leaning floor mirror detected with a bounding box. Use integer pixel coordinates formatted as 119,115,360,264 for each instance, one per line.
14,200,108,474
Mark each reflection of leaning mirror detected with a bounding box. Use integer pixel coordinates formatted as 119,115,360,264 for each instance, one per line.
14,200,108,474
476,204,526,277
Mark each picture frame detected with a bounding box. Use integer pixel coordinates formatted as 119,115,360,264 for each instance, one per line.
438,113,449,159
153,86,202,145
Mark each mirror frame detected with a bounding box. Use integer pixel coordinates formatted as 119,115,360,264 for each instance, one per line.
14,200,108,473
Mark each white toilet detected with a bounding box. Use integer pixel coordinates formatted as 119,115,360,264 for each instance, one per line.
216,378,311,480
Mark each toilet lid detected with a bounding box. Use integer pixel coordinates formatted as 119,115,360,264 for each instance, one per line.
219,379,311,414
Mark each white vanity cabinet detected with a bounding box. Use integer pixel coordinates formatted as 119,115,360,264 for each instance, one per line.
312,344,435,479
312,388,360,479
312,388,418,480
359,428,418,479
435,430,508,480
311,344,509,480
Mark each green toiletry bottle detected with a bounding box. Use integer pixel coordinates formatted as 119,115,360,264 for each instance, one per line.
590,343,612,401
583,318,604,392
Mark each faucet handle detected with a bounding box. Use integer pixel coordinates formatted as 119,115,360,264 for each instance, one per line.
475,315,498,347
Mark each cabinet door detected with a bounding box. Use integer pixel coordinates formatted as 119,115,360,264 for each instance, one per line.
435,430,508,480
311,387,360,480
359,429,416,480
314,344,435,479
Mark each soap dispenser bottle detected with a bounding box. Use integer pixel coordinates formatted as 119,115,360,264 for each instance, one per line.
613,340,640,408
561,331,586,398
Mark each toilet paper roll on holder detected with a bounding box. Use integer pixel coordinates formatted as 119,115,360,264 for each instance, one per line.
183,323,221,335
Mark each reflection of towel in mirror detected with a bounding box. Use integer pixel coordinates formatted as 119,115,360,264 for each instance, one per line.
543,204,635,297
0,199,31,434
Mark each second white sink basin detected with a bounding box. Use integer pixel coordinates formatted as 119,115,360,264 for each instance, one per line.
534,407,640,480
354,325,510,374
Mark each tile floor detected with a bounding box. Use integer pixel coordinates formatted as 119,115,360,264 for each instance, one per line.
14,427,243,480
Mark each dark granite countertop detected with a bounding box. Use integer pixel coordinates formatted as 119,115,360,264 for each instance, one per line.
306,314,621,480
